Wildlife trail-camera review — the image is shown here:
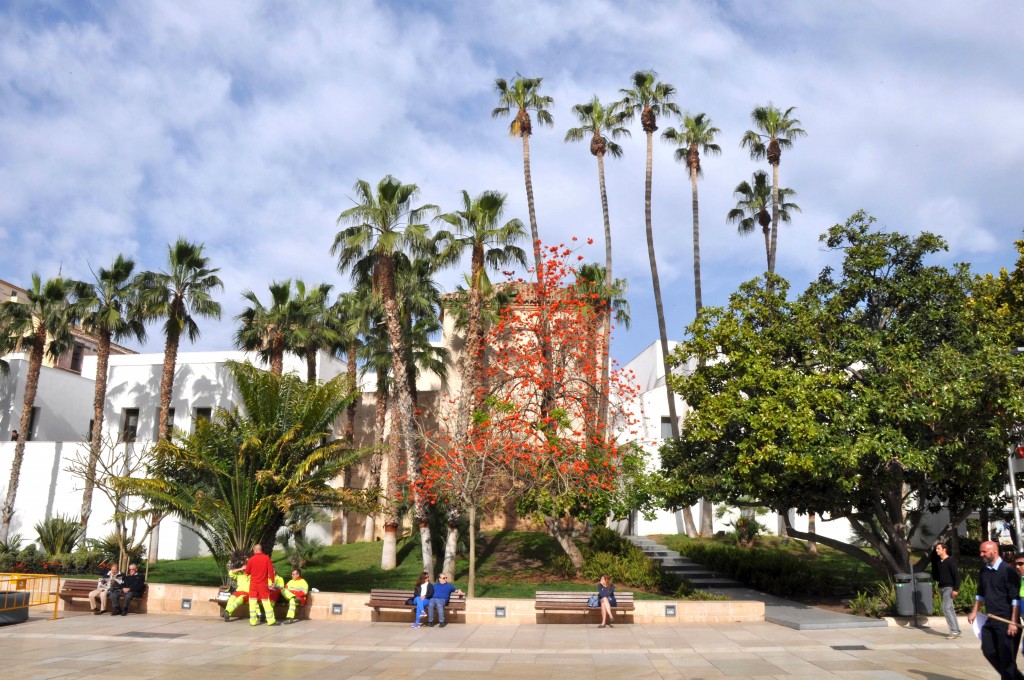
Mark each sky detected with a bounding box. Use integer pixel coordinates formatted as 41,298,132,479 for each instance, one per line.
1,0,1022,368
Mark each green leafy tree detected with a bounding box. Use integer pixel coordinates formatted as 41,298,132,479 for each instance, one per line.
619,69,695,537
726,170,800,269
234,279,302,377
78,254,147,539
138,239,223,441
0,274,91,541
740,104,807,275
663,212,1022,574
117,361,368,567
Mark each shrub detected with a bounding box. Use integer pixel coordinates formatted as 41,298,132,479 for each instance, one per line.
588,527,627,556
848,579,896,618
930,573,977,614
671,539,837,597
0,533,23,557
87,532,146,566
35,514,84,555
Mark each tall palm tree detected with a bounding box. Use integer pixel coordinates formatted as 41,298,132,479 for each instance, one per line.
436,189,527,437
491,75,553,275
565,96,630,435
619,70,695,535
332,174,438,571
661,112,721,538
0,274,91,541
662,112,721,314
138,239,223,442
740,103,807,275
234,280,300,377
78,255,147,538
726,170,800,269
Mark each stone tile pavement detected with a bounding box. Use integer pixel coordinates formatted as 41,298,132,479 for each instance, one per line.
0,610,1004,679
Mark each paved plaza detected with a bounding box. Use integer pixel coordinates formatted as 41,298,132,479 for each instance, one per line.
0,609,1005,679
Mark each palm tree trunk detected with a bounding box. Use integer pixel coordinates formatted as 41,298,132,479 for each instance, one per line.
1,330,45,542
366,372,387,544
379,257,431,573
522,133,542,274
305,350,317,384
768,161,780,276
690,166,713,537
381,425,401,570
81,332,112,540
467,504,477,597
596,153,613,437
157,327,181,442
345,340,358,442
644,130,695,537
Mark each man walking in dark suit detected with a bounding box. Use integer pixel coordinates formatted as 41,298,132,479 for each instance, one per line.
969,541,1023,680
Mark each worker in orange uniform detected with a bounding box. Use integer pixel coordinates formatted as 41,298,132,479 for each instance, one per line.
243,544,277,626
280,568,310,623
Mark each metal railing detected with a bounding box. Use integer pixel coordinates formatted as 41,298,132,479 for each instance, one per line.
0,573,62,620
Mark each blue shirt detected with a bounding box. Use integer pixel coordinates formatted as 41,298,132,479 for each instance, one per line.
431,582,458,603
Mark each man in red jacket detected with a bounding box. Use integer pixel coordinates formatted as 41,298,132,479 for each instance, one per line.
244,544,277,626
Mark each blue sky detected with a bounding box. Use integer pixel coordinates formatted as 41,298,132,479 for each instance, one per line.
1,1,1022,366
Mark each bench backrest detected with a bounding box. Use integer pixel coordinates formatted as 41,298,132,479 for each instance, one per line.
535,590,634,605
367,588,466,606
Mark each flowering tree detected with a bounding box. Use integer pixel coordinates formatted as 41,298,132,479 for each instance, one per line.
419,241,645,581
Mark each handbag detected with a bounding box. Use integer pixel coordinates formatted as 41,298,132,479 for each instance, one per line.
587,594,600,608
608,593,617,607
405,597,415,605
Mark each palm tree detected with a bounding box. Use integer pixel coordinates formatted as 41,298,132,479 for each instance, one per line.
0,274,92,541
78,255,147,539
726,170,800,269
662,112,721,314
332,175,437,571
619,70,695,536
138,239,223,442
565,96,630,436
436,190,527,437
287,282,338,384
234,280,299,377
740,103,807,275
491,75,553,274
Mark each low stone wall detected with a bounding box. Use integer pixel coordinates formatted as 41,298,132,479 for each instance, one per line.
61,584,763,624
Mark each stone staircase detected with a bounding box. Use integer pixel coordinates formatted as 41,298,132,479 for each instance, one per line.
625,535,743,589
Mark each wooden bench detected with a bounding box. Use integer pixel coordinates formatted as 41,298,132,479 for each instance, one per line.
59,578,148,612
534,590,634,620
365,588,466,622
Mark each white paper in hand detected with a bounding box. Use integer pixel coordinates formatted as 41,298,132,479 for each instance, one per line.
973,612,988,639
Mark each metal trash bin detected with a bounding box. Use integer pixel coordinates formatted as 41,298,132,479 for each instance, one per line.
894,572,934,616
913,572,934,615
894,573,915,616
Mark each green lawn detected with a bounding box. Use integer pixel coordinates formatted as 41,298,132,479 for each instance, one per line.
144,531,663,599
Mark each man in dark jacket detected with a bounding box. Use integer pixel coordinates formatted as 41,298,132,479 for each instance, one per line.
969,541,1023,680
110,564,145,615
933,542,962,638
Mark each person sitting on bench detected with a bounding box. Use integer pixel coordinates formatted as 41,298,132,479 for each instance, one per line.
110,564,145,615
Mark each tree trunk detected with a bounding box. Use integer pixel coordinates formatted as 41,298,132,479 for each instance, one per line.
442,506,459,579
158,321,181,442
808,512,818,555
345,340,358,442
768,161,780,275
379,420,401,569
643,130,695,537
306,349,317,384
81,331,112,540
0,329,45,542
467,505,477,597
381,523,398,571
544,515,585,571
595,153,614,436
420,519,434,575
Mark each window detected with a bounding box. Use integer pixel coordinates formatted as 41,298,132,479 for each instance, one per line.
120,409,139,443
193,407,212,431
27,407,40,441
69,343,85,374
660,417,675,440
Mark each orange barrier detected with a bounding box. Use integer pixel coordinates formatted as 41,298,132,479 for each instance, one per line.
0,573,61,620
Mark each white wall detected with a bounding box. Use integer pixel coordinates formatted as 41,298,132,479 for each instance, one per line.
1,354,95,441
